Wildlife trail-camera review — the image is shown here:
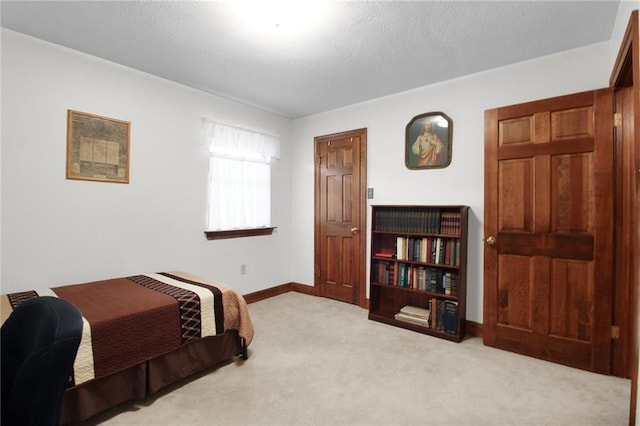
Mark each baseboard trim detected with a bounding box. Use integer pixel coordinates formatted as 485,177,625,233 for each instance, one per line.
243,282,315,304
465,320,483,338
243,283,483,338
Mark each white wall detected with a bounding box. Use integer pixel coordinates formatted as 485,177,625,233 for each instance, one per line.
1,30,293,295
611,2,640,66
2,4,637,320
290,0,640,324
290,40,615,324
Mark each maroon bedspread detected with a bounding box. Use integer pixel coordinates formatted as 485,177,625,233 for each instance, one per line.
56,277,183,381
0,272,254,387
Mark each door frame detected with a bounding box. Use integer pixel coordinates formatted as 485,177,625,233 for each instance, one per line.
313,128,368,308
609,9,639,423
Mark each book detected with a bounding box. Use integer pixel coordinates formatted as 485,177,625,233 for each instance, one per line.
430,298,445,331
443,300,458,334
378,261,392,285
430,298,437,329
396,236,405,260
399,305,430,319
444,272,451,295
374,252,394,258
398,263,408,288
394,312,430,327
437,299,445,331
450,273,459,296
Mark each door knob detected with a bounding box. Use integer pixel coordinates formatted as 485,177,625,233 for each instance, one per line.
350,227,359,234
486,236,497,246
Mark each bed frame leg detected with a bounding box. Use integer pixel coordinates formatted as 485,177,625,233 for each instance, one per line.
241,337,248,360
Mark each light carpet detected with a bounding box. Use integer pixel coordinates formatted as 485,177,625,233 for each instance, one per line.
80,292,630,425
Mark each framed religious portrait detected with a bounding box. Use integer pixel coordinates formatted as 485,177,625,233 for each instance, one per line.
405,111,453,169
66,110,130,183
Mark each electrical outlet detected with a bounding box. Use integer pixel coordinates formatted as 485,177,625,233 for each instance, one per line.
240,264,247,275
367,187,374,199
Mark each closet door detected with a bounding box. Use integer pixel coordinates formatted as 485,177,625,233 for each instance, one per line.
314,128,367,306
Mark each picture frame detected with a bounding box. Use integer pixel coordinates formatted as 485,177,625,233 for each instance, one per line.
405,111,453,169
66,110,130,183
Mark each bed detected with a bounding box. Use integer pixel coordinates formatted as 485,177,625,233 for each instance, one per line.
0,271,254,424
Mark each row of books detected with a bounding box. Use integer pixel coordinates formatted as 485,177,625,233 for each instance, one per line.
372,260,395,285
397,264,459,295
396,236,461,266
394,300,458,334
374,208,462,235
430,298,459,334
440,210,462,236
372,260,459,296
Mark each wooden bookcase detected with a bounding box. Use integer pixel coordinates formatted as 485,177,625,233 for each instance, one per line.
368,205,469,342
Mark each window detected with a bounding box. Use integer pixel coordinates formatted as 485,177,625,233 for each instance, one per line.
203,120,279,239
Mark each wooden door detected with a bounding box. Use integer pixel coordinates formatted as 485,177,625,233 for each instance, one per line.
484,89,614,374
314,128,367,306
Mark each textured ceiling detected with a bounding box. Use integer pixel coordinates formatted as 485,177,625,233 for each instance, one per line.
1,1,621,119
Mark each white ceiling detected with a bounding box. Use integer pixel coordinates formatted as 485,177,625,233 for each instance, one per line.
1,1,621,119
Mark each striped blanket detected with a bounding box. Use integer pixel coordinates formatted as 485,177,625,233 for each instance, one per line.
0,271,254,386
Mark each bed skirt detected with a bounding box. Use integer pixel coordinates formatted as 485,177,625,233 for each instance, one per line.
61,330,244,424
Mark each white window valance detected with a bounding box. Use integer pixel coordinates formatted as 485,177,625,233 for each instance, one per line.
204,120,280,163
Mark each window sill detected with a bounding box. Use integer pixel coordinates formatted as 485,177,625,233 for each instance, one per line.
204,227,277,240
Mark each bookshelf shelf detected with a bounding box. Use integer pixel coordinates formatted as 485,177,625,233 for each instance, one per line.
368,205,469,342
370,282,461,301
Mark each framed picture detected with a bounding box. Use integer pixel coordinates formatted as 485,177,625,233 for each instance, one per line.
66,110,130,183
405,111,453,169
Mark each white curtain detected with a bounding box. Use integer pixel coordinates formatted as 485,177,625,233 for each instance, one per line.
204,120,280,231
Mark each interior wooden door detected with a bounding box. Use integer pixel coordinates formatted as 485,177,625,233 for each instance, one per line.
484,89,614,374
314,129,367,306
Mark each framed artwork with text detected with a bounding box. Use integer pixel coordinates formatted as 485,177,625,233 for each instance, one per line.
66,110,130,183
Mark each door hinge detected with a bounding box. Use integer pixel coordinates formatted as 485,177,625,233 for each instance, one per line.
614,112,622,127
611,325,620,340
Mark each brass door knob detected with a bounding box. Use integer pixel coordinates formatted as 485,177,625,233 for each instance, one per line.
350,227,359,234
486,236,497,246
